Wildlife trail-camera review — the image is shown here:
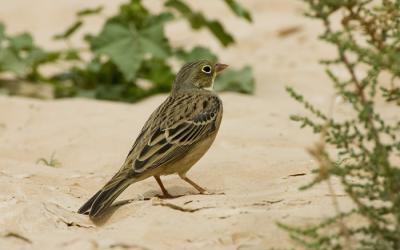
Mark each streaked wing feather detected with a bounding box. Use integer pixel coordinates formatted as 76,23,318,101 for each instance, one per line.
132,100,219,174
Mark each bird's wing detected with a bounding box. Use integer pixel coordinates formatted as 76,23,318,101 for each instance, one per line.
99,93,221,191
129,93,222,175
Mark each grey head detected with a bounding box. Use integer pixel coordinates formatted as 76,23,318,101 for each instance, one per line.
172,60,228,93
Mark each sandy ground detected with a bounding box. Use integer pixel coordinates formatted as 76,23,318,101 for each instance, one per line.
0,0,390,249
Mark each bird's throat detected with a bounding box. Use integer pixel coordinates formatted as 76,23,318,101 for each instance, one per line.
204,74,216,91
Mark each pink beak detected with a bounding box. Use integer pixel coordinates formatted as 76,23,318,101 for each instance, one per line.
215,63,229,74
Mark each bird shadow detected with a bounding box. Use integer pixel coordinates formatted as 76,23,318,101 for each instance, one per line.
90,199,141,226
89,185,223,225
89,186,195,225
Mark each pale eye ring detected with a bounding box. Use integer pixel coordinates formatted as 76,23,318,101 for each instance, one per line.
201,65,212,74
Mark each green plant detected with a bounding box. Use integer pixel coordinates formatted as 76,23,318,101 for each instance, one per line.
0,24,59,81
281,0,400,249
0,0,255,102
36,152,61,168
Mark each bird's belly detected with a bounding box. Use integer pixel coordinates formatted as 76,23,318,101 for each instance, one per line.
160,133,217,176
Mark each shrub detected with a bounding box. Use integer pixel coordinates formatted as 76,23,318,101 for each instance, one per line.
282,1,400,249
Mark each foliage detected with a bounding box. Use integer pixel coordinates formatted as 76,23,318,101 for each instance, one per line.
214,66,254,94
282,0,400,249
36,152,62,168
0,0,255,102
0,24,59,81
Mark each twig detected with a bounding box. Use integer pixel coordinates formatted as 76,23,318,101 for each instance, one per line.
2,232,32,244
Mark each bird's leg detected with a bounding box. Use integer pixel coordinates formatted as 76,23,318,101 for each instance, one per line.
154,176,176,199
178,174,208,194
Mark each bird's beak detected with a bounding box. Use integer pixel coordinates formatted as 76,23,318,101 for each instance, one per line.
215,63,228,74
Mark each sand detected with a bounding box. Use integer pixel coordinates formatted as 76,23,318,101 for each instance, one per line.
0,0,390,249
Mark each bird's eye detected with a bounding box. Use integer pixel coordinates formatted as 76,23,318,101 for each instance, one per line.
201,65,212,74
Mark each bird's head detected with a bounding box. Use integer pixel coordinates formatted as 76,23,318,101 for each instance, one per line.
172,60,228,92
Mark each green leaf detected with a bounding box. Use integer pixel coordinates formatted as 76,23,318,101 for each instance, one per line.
223,0,252,22
89,22,144,81
214,66,255,94
165,0,234,46
89,19,169,81
64,49,81,60
139,58,174,89
118,0,150,25
9,33,34,50
0,0,254,103
0,29,57,78
0,48,28,75
139,21,170,58
54,21,83,40
176,46,218,62
24,48,48,66
164,0,191,14
144,12,174,26
205,20,234,47
95,84,129,101
87,58,103,73
0,23,5,40
42,51,61,64
77,6,103,17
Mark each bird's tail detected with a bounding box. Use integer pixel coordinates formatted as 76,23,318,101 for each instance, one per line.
78,174,133,218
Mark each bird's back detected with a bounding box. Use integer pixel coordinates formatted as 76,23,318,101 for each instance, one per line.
123,89,223,176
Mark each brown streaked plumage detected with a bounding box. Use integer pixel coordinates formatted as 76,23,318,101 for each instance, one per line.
78,60,227,218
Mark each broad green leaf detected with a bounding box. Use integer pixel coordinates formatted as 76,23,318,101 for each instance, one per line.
9,33,34,50
0,48,28,75
176,46,218,62
25,48,48,66
214,66,255,94
54,21,83,40
0,0,254,103
139,23,170,58
89,22,144,80
77,6,103,17
223,0,252,22
89,19,169,81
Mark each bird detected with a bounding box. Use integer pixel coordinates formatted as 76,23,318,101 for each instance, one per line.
78,60,228,219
